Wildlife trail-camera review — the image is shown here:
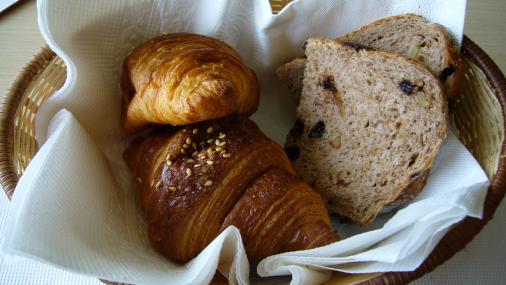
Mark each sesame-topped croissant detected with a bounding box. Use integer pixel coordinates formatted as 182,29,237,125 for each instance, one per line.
121,33,260,133
124,115,339,263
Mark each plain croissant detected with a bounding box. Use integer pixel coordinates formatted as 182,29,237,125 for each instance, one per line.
121,33,260,132
124,115,339,263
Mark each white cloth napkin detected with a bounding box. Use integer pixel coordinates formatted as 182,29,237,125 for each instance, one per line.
2,0,489,285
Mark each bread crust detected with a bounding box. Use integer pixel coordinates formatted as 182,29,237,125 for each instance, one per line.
341,14,461,93
125,115,339,262
275,57,306,104
380,169,430,214
287,38,446,225
122,33,260,132
278,14,462,99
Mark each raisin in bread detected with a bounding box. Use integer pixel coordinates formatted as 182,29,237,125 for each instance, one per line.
277,14,461,103
279,53,432,218
285,38,446,225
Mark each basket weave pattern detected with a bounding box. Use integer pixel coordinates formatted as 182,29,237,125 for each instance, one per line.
1,2,505,285
454,57,504,179
0,49,66,198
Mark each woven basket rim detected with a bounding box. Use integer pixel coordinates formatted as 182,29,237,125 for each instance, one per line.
0,47,57,199
0,36,505,285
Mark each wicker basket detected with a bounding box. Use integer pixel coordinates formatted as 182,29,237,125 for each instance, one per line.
1,2,506,285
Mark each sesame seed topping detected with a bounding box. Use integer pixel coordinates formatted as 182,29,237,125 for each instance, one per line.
136,177,142,183
219,133,226,139
183,144,190,149
186,168,192,176
181,148,186,154
215,139,221,145
186,138,192,144
186,159,195,163
169,186,177,191
207,148,214,155
207,127,214,134
194,164,201,167
198,153,206,158
192,128,199,134
218,141,226,146
155,180,162,188
192,151,198,156
204,180,213,187
207,160,214,165
216,146,223,152
166,154,172,161
223,153,231,158
166,160,173,166
207,139,214,144
192,143,197,149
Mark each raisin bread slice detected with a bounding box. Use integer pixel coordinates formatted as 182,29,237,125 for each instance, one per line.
277,14,460,103
285,38,446,225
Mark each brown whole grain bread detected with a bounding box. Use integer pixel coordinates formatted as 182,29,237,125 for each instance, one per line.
277,14,461,103
380,169,430,214
275,57,306,104
285,38,446,225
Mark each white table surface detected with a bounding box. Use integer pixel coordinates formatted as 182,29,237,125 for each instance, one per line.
1,0,506,284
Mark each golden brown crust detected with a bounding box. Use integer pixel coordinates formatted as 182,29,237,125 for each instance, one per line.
221,168,339,261
121,33,260,132
124,116,338,263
